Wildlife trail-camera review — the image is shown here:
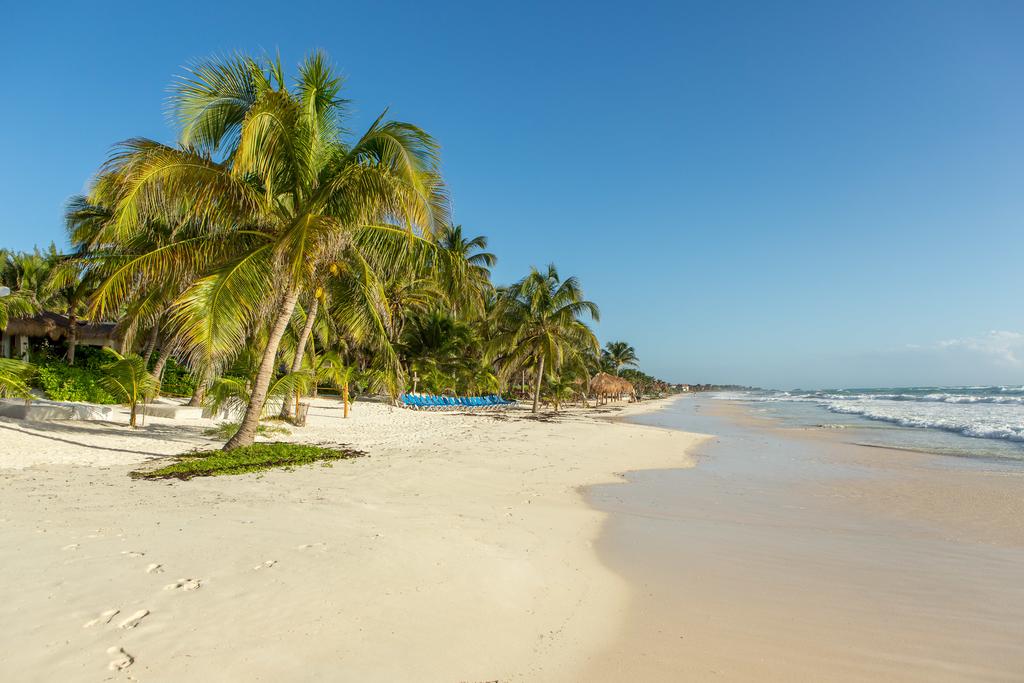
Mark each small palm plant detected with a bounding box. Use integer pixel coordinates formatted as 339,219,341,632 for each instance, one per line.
543,374,577,413
98,351,159,427
0,358,35,400
316,351,357,418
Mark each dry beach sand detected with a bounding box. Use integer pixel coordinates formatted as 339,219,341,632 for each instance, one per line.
0,395,703,681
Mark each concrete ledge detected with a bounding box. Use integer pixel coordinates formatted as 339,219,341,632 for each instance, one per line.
142,403,205,419
0,399,115,422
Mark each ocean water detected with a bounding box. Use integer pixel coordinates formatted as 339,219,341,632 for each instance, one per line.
714,386,1024,462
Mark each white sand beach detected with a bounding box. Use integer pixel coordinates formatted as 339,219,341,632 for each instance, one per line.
0,395,704,681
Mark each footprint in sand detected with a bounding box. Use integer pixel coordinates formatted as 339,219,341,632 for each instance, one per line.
107,646,134,671
164,578,201,592
118,609,149,629
120,550,145,558
83,609,119,628
62,543,79,551
297,542,327,551
145,563,164,574
253,560,277,570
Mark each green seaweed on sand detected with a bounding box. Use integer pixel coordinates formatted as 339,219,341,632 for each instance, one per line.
131,443,365,480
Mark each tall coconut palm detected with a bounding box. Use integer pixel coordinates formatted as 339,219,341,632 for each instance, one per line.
88,52,447,449
44,253,101,366
602,341,639,375
279,293,322,419
495,264,599,413
401,309,474,380
436,224,496,316
2,247,57,311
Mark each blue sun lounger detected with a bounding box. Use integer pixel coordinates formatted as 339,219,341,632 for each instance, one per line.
399,393,515,411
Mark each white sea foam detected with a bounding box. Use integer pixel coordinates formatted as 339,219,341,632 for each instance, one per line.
824,401,1024,442
717,386,1024,445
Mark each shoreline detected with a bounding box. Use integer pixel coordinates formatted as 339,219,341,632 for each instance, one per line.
583,394,1024,680
0,394,707,681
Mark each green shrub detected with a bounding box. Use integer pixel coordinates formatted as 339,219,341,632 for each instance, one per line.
33,357,117,404
159,357,198,397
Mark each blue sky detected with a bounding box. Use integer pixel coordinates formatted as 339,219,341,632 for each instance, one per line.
1,1,1022,388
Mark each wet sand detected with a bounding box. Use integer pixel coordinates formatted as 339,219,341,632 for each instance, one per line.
584,395,1024,681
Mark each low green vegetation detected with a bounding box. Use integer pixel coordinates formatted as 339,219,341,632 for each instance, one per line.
32,345,117,403
131,442,365,480
158,357,198,397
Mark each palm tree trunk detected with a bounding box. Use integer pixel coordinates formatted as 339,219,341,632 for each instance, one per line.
310,342,318,398
187,367,211,407
187,382,206,407
129,402,138,428
280,298,319,419
152,345,173,395
141,325,159,364
531,356,545,414
342,384,349,418
224,287,301,451
65,311,78,365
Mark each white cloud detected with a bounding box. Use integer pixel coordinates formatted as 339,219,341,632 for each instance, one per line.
933,331,1024,366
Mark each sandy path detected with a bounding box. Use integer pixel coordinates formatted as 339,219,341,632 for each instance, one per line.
0,396,702,681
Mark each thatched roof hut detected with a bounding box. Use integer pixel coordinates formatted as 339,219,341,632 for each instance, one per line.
614,376,635,396
3,312,118,346
4,312,65,340
590,372,636,402
590,372,620,396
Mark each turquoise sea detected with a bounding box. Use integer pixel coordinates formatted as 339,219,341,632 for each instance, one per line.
714,386,1024,462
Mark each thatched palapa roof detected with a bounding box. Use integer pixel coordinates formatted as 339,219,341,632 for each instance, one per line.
3,312,119,345
590,372,619,395
590,372,635,396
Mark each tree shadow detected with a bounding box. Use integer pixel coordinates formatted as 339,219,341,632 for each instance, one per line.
0,420,212,458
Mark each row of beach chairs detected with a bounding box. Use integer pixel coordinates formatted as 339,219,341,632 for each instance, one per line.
399,393,516,411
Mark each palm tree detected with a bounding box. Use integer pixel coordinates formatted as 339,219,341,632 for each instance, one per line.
0,358,35,399
88,52,447,449
495,264,599,413
401,309,474,379
437,224,496,316
2,247,56,312
543,373,577,412
44,253,101,366
279,293,322,420
315,350,357,418
0,285,37,331
206,368,313,421
602,341,639,375
98,351,159,427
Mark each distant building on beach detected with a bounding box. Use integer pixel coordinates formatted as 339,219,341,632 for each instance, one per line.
1,313,119,361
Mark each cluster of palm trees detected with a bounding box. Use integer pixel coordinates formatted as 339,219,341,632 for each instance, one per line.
0,52,665,447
